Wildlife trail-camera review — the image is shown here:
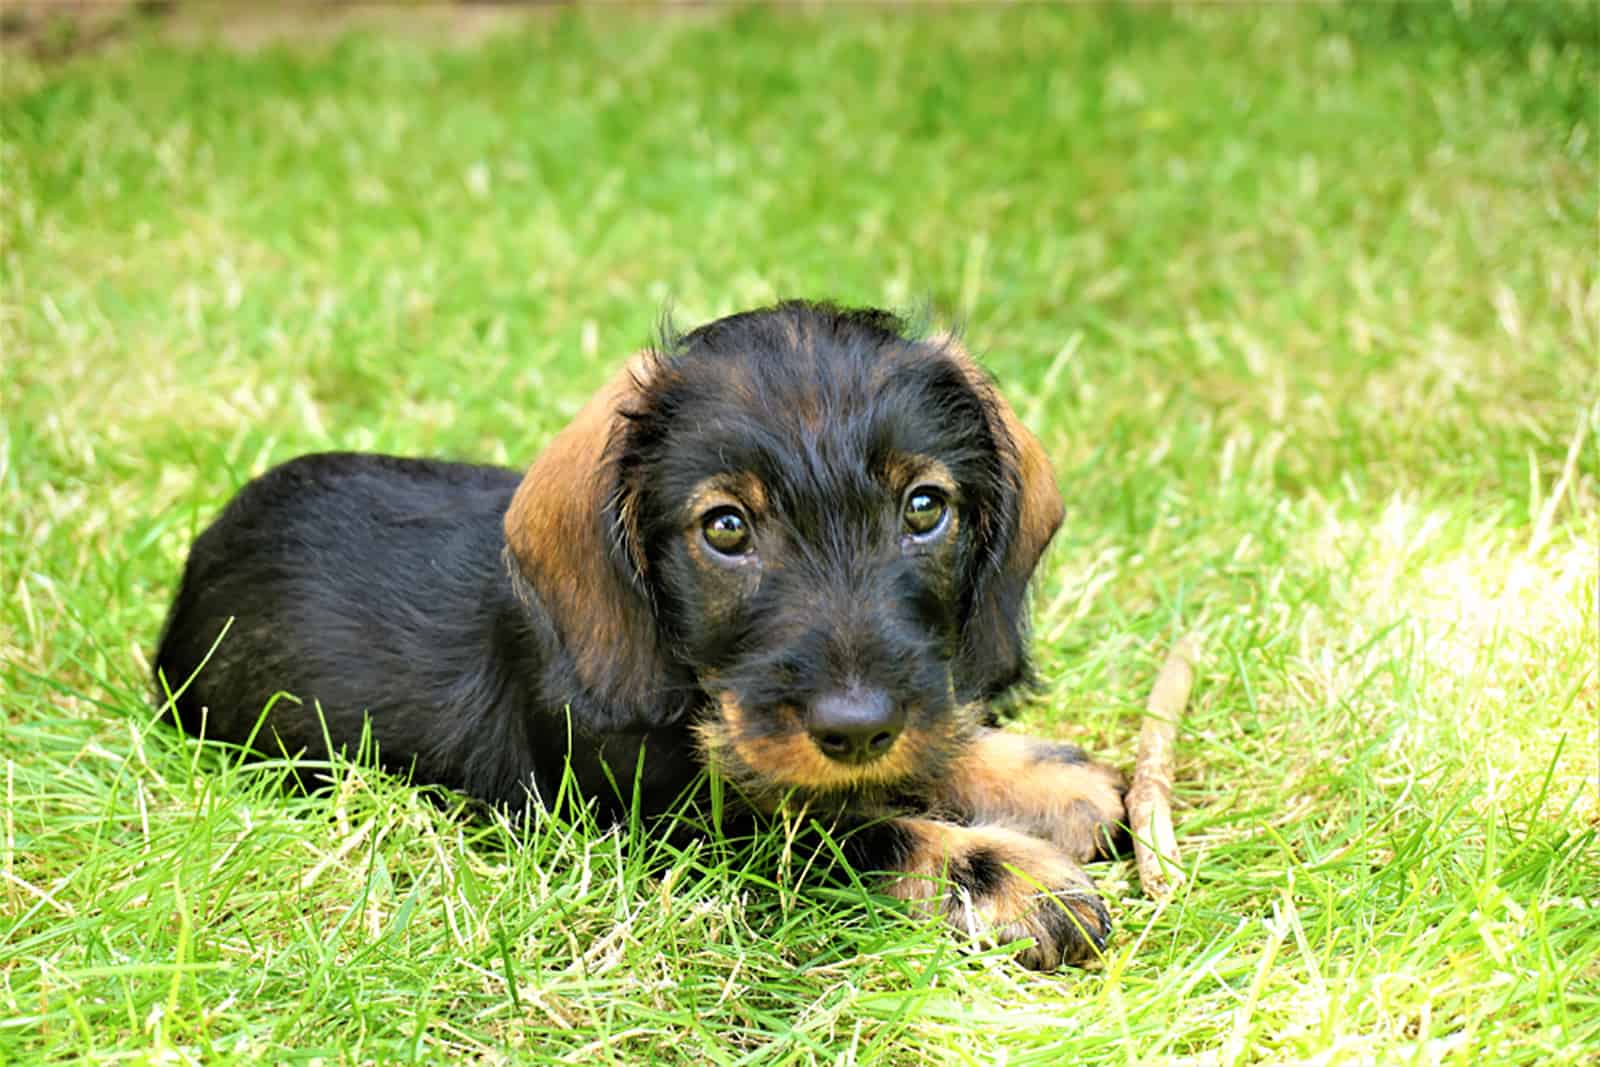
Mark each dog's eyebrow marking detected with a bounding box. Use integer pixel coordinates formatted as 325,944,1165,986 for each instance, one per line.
685,472,769,520
880,452,958,497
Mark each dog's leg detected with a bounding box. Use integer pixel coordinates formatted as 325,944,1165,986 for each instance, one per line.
838,815,1110,969
926,728,1128,863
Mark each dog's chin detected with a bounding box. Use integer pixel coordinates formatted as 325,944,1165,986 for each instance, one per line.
693,691,981,810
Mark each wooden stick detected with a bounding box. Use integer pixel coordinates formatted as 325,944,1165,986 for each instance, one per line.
1128,633,1200,899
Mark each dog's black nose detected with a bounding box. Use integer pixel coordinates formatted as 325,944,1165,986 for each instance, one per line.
808,689,905,764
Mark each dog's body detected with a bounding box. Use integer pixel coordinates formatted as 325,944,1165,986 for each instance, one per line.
154,454,701,821
156,302,1125,969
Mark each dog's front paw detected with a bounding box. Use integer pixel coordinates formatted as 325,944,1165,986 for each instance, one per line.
937,729,1128,863
883,818,1111,969
1032,752,1127,863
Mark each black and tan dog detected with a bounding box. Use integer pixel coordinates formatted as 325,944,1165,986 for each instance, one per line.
155,301,1126,969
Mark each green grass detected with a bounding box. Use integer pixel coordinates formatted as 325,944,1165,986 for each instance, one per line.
3,3,1597,1063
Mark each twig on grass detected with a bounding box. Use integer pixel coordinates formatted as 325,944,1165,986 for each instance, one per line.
1128,633,1201,899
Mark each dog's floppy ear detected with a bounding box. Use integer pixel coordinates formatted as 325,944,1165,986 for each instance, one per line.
936,334,1066,700
504,353,671,724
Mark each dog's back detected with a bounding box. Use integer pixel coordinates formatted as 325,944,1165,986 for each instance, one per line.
154,452,541,801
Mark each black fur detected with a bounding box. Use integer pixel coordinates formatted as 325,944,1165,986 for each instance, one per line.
955,847,1008,898
153,453,700,819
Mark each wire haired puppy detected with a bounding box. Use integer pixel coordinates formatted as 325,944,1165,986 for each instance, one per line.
155,301,1126,969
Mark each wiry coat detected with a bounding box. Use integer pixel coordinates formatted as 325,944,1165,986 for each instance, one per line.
155,302,1126,969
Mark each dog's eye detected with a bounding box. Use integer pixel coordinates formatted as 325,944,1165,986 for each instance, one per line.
903,487,948,536
702,508,752,555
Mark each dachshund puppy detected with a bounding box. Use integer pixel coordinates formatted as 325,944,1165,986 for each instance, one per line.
155,301,1125,969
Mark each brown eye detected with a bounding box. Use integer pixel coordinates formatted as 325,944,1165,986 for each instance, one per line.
903,487,948,536
702,508,752,555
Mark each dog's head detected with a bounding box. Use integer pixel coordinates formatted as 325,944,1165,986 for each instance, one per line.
505,302,1063,804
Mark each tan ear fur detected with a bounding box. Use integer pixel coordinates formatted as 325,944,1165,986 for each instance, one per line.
934,333,1065,574
504,353,664,702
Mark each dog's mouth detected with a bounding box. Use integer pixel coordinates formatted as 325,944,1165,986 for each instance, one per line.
693,689,980,807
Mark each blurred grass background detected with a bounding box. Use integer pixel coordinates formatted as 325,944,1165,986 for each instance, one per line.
2,3,1597,1063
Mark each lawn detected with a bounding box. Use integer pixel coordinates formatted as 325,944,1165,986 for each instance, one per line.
2,3,1596,1063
